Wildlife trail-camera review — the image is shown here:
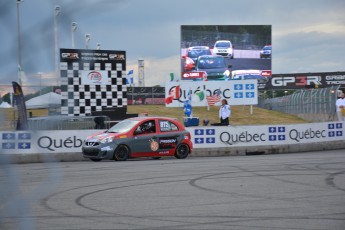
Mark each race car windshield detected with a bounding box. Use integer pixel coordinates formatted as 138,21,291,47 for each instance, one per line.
215,42,230,48
188,49,210,58
108,120,139,133
198,57,225,69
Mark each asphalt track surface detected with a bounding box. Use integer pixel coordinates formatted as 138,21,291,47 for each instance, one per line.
226,58,271,71
1,150,345,230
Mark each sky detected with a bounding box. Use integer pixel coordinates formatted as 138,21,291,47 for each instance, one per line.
0,0,345,95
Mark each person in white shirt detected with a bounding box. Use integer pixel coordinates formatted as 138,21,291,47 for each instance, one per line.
210,99,231,126
335,92,345,121
219,99,231,125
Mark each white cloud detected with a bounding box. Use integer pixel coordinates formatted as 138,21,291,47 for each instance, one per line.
127,55,181,86
1,0,345,86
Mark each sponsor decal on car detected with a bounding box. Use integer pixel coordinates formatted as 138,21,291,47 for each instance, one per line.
159,137,177,149
101,146,113,151
150,139,159,151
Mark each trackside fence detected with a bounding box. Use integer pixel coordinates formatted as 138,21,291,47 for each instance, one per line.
258,86,340,122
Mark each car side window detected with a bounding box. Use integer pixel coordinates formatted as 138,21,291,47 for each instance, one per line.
137,120,156,134
159,120,179,132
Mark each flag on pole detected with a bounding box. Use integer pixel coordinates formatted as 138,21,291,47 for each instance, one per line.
206,89,222,106
183,89,192,117
126,70,134,85
165,85,180,104
18,65,27,85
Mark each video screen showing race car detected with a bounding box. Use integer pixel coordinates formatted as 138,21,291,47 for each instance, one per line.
181,25,272,82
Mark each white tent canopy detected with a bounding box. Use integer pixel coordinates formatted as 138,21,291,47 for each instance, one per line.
0,101,12,108
26,92,61,109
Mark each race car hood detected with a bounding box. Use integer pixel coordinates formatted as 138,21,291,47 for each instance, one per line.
86,131,129,141
203,67,227,74
201,67,229,80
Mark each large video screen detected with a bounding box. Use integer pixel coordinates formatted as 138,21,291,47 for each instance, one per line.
181,25,272,87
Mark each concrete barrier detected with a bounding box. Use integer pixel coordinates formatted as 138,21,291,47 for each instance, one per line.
1,122,344,164
2,140,345,164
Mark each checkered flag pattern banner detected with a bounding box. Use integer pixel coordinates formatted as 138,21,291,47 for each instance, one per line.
60,49,127,116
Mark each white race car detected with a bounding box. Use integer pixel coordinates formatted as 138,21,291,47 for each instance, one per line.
212,40,234,59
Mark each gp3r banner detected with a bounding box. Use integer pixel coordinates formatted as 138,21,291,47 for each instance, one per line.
265,71,345,90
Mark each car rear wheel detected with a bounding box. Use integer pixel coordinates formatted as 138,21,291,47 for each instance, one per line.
174,144,189,159
113,145,130,161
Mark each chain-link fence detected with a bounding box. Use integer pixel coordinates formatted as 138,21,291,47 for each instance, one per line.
259,86,340,122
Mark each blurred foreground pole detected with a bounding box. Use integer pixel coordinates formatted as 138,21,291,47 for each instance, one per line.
16,0,23,85
54,5,61,81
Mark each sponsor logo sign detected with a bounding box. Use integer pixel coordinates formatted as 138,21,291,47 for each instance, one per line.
265,72,345,89
1,130,96,153
81,70,109,85
181,71,206,80
159,137,177,149
2,132,31,150
188,122,344,148
165,81,258,107
61,53,79,59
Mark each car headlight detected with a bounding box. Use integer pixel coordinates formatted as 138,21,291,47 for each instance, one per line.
185,59,194,65
100,137,113,144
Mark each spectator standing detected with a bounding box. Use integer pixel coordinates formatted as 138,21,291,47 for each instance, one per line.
211,99,231,126
335,92,345,121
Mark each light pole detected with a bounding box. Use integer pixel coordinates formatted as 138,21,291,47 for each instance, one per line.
85,34,91,49
54,5,61,82
16,0,24,85
71,22,77,48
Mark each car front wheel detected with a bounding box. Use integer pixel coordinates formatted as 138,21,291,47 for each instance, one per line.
174,144,189,159
113,145,130,161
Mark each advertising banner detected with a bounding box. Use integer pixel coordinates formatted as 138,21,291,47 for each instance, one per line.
165,80,258,107
0,122,343,154
265,72,345,90
1,130,96,154
188,122,344,148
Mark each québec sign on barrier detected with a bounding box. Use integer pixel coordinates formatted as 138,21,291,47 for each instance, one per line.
0,122,343,154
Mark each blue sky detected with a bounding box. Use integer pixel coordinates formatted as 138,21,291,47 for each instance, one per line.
0,0,345,94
